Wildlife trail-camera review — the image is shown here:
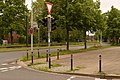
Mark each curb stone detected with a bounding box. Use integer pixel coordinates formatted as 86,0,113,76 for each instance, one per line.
17,60,120,79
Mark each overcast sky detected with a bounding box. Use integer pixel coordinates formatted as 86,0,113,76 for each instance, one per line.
25,0,120,13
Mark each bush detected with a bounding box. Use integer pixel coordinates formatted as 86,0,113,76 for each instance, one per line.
18,35,26,44
0,38,3,45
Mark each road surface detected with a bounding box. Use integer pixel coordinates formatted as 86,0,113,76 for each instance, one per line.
0,46,95,80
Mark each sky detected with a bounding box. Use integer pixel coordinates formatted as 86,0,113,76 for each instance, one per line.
100,0,120,13
25,0,120,13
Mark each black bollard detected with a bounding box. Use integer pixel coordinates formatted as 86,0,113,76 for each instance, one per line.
71,54,73,71
27,50,29,60
57,49,60,60
49,54,51,69
31,52,33,64
99,55,102,72
38,49,40,58
46,50,48,62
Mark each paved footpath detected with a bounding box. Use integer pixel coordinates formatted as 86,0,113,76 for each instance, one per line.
24,47,120,80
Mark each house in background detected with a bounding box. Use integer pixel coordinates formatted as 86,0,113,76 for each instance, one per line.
4,31,20,44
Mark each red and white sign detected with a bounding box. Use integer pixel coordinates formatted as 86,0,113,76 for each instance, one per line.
29,27,33,34
46,2,53,15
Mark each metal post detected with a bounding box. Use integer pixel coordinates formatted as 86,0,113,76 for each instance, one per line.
57,49,59,60
99,55,102,72
31,0,33,53
31,52,33,64
38,49,40,58
71,54,73,70
38,22,40,47
46,50,48,62
27,50,29,60
47,15,51,69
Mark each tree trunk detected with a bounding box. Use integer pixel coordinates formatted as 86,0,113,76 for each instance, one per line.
66,28,69,50
26,15,28,47
10,29,13,44
84,30,87,49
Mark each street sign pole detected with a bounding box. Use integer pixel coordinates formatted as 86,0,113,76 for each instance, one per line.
46,2,53,69
47,15,51,69
31,0,34,64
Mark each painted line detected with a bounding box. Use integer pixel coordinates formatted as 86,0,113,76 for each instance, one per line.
9,66,16,69
67,76,76,80
1,69,9,72
10,62,16,65
1,63,8,66
16,66,22,69
0,68,8,70
95,78,107,80
9,66,22,70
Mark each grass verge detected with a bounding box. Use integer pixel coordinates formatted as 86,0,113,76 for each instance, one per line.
21,45,112,62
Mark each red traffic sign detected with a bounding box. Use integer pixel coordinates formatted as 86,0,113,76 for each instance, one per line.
46,2,53,15
29,27,33,34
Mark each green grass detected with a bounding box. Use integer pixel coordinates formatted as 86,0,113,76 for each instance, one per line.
21,45,112,62
0,42,99,52
29,63,62,72
51,64,62,67
28,62,46,66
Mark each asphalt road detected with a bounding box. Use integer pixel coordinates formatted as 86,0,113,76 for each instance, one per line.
0,46,95,80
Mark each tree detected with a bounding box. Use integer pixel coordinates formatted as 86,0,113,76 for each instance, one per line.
105,6,120,45
72,0,103,49
32,0,106,49
1,0,28,44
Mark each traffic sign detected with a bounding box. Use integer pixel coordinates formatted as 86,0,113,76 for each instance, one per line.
32,22,38,27
46,2,53,15
29,28,33,34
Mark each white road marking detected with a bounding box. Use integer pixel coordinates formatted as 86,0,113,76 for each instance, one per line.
16,66,22,69
0,65,22,72
67,76,76,80
95,78,107,80
9,66,16,69
10,62,15,65
1,69,9,72
0,68,8,70
1,63,8,66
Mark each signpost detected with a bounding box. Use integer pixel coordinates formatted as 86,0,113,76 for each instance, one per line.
31,0,34,64
46,2,53,69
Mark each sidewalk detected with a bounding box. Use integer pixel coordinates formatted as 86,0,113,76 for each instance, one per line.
20,46,120,79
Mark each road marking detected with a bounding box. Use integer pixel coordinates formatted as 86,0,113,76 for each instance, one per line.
0,68,8,70
1,63,8,66
1,69,9,72
10,62,16,65
9,66,16,69
67,76,76,80
16,66,22,69
95,78,107,80
0,66,22,72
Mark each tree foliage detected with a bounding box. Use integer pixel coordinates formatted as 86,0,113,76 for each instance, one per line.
105,6,120,45
1,0,28,43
